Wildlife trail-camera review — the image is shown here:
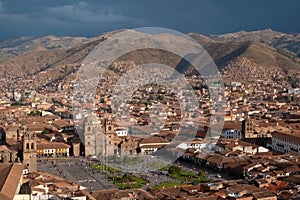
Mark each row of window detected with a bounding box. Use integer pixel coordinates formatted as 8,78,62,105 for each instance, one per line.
273,137,300,147
37,148,68,153
273,143,300,152
273,137,300,145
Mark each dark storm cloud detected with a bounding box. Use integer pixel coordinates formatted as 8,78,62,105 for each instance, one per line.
0,0,299,40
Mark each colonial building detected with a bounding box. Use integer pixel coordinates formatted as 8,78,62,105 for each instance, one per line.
138,136,170,154
52,120,75,133
223,121,242,139
272,130,300,153
37,142,70,157
189,138,204,150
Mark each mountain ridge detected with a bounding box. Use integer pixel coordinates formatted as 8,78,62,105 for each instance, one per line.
0,29,299,89
0,35,89,61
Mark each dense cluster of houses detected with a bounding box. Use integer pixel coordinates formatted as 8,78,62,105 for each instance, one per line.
1,64,300,199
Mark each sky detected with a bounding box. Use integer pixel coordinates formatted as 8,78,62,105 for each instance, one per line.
0,0,299,40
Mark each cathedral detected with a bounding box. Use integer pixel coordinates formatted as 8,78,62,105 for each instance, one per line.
84,115,118,158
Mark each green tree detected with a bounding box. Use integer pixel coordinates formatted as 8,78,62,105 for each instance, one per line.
198,170,205,177
28,110,42,116
158,94,164,101
41,130,50,135
168,166,181,176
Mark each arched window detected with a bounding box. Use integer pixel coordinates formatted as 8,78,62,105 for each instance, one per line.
26,143,29,150
31,143,34,149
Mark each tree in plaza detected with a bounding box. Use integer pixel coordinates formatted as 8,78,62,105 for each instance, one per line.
168,166,181,176
198,170,205,177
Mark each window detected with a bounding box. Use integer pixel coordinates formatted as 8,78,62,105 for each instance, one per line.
31,143,34,149
26,143,29,150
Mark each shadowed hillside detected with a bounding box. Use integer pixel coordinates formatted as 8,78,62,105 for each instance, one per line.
0,29,299,89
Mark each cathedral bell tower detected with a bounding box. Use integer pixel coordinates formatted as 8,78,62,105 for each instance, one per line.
22,125,37,172
242,118,254,139
104,118,114,134
103,118,116,155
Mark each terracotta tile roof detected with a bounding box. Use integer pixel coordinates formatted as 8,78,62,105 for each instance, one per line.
0,164,11,191
37,142,70,150
197,197,224,200
53,120,74,128
268,180,289,193
55,181,72,188
206,155,233,165
282,175,300,184
140,136,170,145
0,163,24,199
140,144,167,149
222,121,242,130
272,130,300,144
152,187,191,199
32,187,46,193
252,191,276,199
0,193,10,200
243,162,262,170
283,165,300,173
273,170,286,175
92,189,122,200
225,160,249,169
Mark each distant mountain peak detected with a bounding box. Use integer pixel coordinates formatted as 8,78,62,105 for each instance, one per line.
0,29,299,88
206,28,300,57
0,35,89,61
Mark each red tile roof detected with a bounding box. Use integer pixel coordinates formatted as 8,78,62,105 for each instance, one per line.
0,163,24,199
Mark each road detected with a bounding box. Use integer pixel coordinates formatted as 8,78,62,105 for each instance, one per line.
37,156,234,192
37,158,117,191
